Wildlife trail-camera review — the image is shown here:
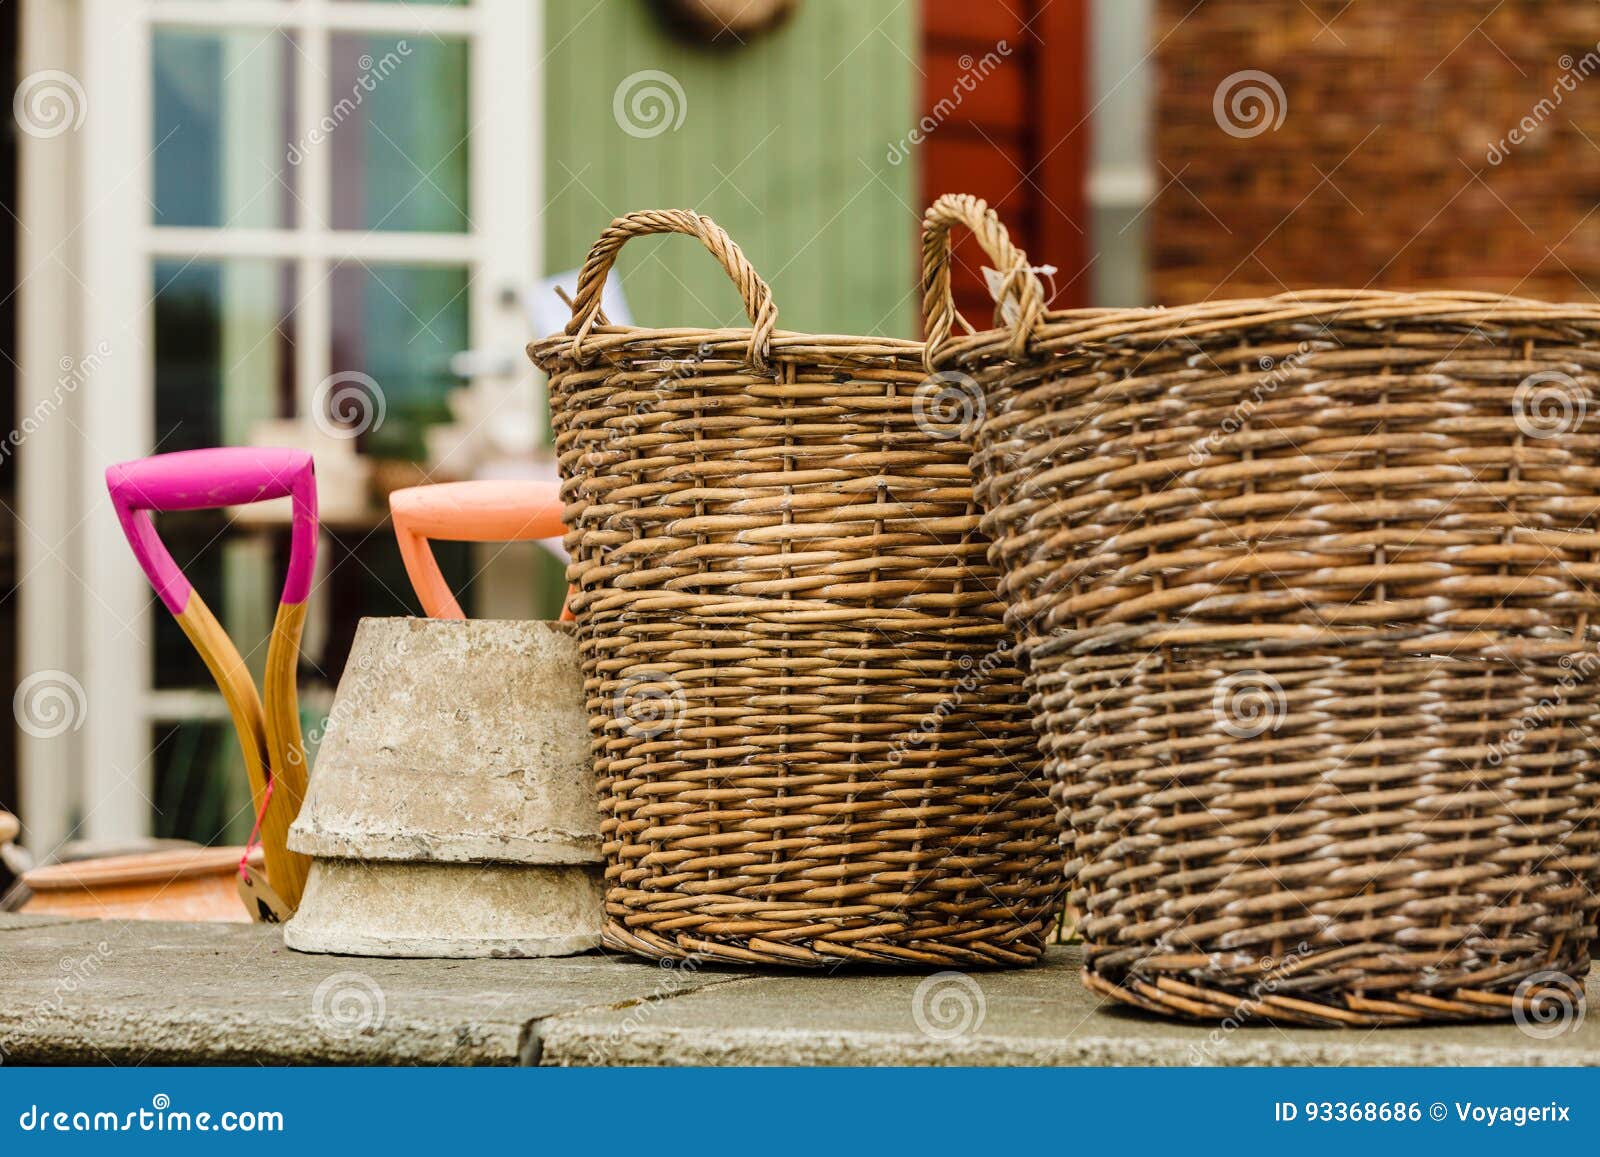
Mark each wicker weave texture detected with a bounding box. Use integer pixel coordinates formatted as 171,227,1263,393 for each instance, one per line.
528,209,1063,969
924,193,1600,1023
1153,0,1600,304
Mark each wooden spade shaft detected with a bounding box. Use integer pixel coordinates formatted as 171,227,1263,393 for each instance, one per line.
174,593,311,910
262,599,311,908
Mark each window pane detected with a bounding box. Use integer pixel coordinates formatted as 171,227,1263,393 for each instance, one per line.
153,29,296,229
151,721,252,845
152,258,296,693
328,35,469,232
153,258,295,452
329,262,468,459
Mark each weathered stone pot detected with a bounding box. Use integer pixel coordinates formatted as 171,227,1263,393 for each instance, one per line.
283,860,603,958
285,616,603,958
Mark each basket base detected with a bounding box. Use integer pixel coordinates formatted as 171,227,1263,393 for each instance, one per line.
601,919,1050,971
1082,966,1589,1028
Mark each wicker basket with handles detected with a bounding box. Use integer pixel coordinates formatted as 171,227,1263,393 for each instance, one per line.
921,192,1600,1023
527,209,1063,968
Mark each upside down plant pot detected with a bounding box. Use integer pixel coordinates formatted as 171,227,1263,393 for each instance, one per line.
284,616,603,958
921,193,1600,1024
528,208,1064,969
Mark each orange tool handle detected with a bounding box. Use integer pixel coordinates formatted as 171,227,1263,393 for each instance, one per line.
390,480,573,620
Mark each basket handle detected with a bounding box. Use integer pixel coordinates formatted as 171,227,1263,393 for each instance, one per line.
921,193,1046,371
565,209,777,368
390,479,573,621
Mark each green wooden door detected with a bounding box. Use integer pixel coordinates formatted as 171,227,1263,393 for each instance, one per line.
543,0,918,339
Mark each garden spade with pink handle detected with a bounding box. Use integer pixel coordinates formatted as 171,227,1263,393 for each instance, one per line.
106,447,318,916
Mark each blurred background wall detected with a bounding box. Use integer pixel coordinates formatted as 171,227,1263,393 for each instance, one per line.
545,2,917,336
1153,0,1600,303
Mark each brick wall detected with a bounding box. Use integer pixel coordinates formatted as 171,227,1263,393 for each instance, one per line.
1154,0,1600,304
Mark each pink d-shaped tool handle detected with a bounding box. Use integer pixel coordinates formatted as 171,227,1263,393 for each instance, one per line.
106,447,319,614
390,480,568,620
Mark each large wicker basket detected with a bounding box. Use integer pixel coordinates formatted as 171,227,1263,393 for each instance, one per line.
527,209,1063,968
922,193,1600,1024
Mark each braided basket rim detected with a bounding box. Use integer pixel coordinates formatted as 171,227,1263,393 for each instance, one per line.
528,326,924,367
927,289,1600,370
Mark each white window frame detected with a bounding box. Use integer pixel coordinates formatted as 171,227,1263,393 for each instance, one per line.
18,0,542,850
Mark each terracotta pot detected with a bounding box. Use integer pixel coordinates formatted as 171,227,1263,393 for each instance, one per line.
19,847,262,923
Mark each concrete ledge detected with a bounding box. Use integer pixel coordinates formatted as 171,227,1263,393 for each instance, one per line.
1,920,1595,1066
0,919,736,1065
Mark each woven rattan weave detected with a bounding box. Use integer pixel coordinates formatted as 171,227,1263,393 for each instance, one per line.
922,193,1600,1023
527,209,1063,968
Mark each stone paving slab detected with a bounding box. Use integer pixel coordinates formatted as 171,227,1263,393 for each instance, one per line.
539,951,1600,1066
2,919,1597,1066
0,919,737,1066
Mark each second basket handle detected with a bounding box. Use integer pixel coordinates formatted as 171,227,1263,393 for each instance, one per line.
565,209,778,368
921,193,1047,371
391,480,572,621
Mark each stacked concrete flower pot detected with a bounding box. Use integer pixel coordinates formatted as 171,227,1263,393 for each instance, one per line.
284,616,603,958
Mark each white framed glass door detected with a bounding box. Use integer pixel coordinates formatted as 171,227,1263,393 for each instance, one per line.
21,0,540,850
